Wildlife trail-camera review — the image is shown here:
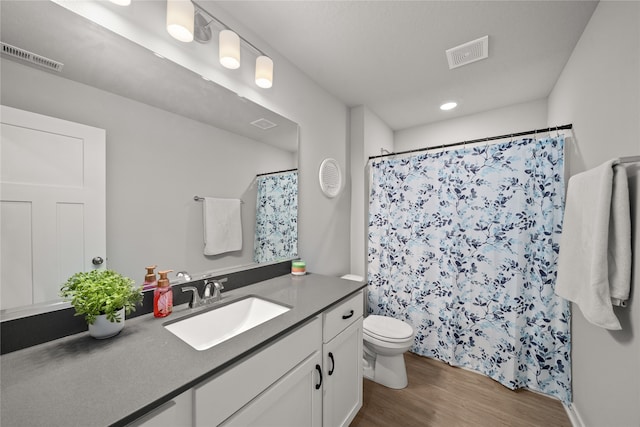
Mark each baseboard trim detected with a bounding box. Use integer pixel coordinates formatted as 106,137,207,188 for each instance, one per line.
564,403,586,427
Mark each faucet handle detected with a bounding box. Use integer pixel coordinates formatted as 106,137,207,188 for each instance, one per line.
205,277,227,289
176,271,192,282
203,283,212,298
181,286,201,308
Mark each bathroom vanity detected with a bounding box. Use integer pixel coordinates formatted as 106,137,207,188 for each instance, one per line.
0,274,365,427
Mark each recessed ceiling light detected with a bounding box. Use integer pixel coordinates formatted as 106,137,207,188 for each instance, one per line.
440,102,458,111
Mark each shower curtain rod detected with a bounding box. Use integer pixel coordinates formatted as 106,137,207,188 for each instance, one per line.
256,168,298,178
368,124,573,161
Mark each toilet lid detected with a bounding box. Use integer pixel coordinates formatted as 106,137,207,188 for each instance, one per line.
363,315,414,341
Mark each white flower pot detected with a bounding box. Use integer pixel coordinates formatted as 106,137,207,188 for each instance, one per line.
88,308,125,339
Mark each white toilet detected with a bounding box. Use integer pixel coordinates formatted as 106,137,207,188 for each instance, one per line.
341,275,415,389
363,314,414,389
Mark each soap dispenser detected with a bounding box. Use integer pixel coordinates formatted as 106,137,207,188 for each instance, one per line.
154,270,174,318
142,265,157,291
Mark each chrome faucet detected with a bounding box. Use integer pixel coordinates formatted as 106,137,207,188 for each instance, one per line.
181,278,227,309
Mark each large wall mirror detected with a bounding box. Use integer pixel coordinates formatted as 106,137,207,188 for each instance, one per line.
0,1,299,316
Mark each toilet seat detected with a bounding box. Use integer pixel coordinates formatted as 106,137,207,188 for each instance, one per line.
363,315,413,342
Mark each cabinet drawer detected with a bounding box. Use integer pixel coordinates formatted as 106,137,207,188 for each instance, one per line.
323,291,363,343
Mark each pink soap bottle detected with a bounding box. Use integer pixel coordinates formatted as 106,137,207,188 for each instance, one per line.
154,270,174,318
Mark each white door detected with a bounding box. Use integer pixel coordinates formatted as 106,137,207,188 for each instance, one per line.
1,105,106,310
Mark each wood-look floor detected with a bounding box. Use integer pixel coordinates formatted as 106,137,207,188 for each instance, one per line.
350,352,571,427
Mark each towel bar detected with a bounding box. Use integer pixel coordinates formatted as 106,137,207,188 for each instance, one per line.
194,196,244,204
620,155,640,164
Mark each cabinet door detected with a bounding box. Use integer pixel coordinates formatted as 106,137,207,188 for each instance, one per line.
195,317,321,426
222,351,322,427
126,390,192,427
323,318,363,427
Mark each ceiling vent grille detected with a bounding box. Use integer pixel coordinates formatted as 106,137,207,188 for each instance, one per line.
0,42,64,72
250,118,277,130
446,35,489,70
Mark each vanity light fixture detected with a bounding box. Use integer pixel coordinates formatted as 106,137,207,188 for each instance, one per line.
440,102,458,111
166,0,195,43
255,55,273,88
165,1,274,89
219,29,241,69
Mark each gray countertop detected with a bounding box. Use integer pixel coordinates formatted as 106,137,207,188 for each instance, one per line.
0,273,365,427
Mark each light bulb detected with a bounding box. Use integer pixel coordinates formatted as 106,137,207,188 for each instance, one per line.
440,102,458,111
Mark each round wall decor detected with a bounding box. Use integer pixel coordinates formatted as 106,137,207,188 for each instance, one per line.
318,158,343,198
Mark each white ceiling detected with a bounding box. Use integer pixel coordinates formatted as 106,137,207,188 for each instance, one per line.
214,0,599,131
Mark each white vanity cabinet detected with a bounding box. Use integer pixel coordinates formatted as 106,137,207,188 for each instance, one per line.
126,290,364,427
322,291,364,427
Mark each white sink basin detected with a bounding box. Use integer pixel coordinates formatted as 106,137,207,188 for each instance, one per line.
164,296,290,351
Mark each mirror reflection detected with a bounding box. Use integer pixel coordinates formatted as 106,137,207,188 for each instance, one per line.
0,1,299,315
254,169,298,264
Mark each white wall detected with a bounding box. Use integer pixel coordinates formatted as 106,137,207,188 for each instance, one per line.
199,4,351,277
1,58,295,282
395,98,548,151
349,106,394,278
547,2,640,426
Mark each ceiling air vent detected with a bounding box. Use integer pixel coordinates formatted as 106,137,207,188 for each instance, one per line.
446,35,489,70
0,42,64,72
250,118,277,130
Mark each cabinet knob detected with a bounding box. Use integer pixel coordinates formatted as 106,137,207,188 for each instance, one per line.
92,256,104,266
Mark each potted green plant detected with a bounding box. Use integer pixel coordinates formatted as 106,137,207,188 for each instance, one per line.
60,269,143,339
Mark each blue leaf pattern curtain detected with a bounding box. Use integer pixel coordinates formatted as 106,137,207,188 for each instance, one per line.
368,137,571,403
254,171,298,263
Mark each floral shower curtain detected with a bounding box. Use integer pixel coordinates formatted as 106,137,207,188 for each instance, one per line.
368,137,571,403
254,171,298,263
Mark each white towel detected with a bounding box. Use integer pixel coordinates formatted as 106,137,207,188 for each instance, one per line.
555,159,631,330
203,197,242,256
